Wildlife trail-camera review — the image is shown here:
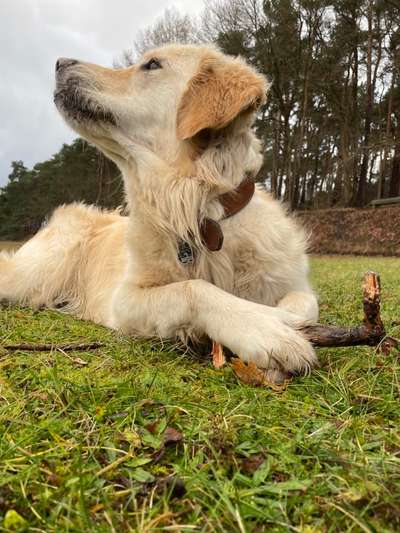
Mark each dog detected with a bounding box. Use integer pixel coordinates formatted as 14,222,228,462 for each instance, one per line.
0,44,319,381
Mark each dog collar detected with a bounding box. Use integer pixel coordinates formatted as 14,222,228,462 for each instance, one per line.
178,174,255,264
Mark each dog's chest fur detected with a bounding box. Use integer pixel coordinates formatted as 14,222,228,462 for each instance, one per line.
177,209,303,307
126,188,307,310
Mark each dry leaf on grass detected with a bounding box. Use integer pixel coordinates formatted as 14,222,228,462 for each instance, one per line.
241,453,266,474
231,358,292,391
163,427,183,446
71,356,88,366
378,336,399,355
90,503,105,514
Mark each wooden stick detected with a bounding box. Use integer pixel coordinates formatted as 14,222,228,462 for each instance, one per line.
301,271,398,349
301,323,384,347
2,342,104,352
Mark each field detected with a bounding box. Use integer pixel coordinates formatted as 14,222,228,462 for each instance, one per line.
0,255,399,532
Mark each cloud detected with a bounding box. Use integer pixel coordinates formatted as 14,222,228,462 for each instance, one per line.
0,0,203,185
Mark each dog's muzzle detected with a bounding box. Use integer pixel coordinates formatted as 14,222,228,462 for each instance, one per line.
54,58,116,126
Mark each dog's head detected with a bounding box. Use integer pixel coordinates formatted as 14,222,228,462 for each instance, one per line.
54,44,268,173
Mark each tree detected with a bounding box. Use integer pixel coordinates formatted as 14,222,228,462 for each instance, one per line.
0,140,123,240
201,0,400,208
3,0,400,222
116,8,202,66
7,161,29,183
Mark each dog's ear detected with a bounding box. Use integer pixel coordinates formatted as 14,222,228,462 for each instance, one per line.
177,57,268,141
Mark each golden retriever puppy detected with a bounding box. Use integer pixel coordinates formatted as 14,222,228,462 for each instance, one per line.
0,44,319,379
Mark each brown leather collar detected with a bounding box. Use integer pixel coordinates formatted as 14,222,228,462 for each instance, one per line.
200,174,255,252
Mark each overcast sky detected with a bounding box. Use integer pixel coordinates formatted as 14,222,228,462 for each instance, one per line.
0,0,203,186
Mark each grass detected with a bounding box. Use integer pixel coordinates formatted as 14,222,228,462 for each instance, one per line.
0,255,399,532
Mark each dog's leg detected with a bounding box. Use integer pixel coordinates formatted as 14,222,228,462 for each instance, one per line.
111,279,317,375
277,288,319,323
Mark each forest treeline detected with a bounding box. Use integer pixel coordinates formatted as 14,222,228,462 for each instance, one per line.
1,0,399,239
0,141,123,240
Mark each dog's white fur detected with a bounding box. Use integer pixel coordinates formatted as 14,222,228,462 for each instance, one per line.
0,44,319,378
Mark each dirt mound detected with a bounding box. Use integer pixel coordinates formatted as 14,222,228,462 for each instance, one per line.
298,206,400,256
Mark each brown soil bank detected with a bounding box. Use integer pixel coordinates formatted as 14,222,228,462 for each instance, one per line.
298,206,400,256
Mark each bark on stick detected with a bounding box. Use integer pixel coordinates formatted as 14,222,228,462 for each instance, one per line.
301,271,397,349
2,342,104,352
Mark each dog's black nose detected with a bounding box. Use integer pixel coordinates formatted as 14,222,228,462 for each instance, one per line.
56,58,78,72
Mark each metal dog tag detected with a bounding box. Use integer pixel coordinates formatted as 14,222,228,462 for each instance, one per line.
178,240,194,265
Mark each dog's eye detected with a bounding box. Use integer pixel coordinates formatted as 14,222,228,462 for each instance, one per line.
142,58,162,71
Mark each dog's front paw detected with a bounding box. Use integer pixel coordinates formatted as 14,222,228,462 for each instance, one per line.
226,314,318,375
263,363,292,384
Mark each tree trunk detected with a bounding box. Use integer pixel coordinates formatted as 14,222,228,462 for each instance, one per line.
349,7,360,204
388,129,400,197
271,109,281,197
379,78,394,198
355,1,373,207
281,110,292,203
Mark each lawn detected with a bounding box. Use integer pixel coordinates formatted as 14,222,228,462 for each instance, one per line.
0,255,399,532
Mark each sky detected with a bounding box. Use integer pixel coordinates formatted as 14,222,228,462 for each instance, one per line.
0,0,203,185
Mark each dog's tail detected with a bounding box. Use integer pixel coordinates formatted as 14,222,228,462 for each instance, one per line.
0,203,119,314
0,250,14,302
0,236,82,311
0,204,93,310
0,244,60,307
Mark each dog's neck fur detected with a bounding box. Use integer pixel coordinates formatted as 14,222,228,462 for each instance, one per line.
120,125,263,248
